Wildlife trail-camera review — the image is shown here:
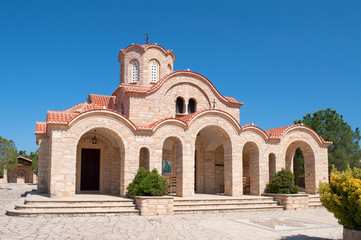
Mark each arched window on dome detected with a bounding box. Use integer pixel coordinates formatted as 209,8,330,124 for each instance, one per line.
176,97,185,114
167,64,172,74
131,61,139,82
188,98,197,114
150,61,158,83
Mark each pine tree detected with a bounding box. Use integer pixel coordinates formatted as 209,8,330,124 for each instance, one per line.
294,108,361,172
0,136,18,176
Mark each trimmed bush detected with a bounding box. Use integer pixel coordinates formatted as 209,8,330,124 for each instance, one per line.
266,168,299,194
127,168,168,196
319,167,361,230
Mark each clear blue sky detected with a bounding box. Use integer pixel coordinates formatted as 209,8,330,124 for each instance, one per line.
0,0,360,153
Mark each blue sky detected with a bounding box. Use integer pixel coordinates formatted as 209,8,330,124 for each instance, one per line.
0,0,360,153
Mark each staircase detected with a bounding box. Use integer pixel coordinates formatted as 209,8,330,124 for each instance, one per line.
6,194,139,217
173,195,283,214
308,195,323,208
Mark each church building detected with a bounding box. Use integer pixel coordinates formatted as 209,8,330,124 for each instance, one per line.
35,43,331,198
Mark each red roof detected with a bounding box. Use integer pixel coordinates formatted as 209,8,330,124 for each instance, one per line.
35,122,46,134
265,124,303,138
88,94,115,109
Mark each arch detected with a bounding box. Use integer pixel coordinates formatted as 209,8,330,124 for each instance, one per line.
69,110,138,133
17,169,25,178
188,98,197,114
195,125,232,195
175,97,185,114
242,142,260,195
139,147,150,170
162,136,183,196
165,82,212,108
131,61,139,82
285,141,316,194
150,61,159,83
293,148,305,189
268,153,276,182
76,127,125,195
124,70,243,107
167,64,172,74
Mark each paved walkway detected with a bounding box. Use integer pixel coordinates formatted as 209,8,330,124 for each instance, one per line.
0,184,342,240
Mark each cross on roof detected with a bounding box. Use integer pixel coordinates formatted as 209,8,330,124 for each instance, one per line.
212,99,216,109
145,32,150,44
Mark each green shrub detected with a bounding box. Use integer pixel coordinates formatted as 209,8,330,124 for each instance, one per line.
127,167,168,196
266,168,299,194
319,167,361,230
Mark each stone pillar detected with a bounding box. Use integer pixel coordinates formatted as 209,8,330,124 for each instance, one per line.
227,142,242,196
49,129,77,198
179,140,194,197
2,169,8,183
37,136,50,193
32,172,37,184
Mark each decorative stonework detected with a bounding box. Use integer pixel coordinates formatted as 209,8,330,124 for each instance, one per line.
263,193,309,210
133,196,174,216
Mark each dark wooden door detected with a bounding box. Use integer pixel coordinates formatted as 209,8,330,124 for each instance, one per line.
81,148,100,191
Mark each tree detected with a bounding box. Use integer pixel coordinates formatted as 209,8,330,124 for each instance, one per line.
294,108,361,172
19,150,39,175
0,136,18,176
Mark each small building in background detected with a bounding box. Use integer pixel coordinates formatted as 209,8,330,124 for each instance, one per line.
4,156,37,184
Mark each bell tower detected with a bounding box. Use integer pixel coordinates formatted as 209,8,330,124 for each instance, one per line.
118,42,176,87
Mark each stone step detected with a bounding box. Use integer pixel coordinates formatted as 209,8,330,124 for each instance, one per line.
174,205,284,214
6,208,140,217
15,203,137,211
25,199,134,205
174,200,279,208
173,197,275,204
309,202,323,208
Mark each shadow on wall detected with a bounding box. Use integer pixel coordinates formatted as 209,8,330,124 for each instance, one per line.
279,235,331,240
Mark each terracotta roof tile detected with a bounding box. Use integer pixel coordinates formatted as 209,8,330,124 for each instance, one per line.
35,122,46,134
265,124,301,138
224,96,239,103
88,94,115,109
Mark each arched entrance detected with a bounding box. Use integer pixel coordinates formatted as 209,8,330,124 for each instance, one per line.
242,142,259,195
268,153,276,182
285,141,316,194
162,137,182,196
195,126,232,195
76,128,124,195
139,147,150,170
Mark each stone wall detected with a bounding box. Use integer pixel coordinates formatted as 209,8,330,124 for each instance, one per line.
263,193,309,210
133,196,174,216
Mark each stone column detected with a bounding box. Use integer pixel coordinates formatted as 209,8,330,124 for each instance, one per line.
37,136,50,193
2,169,8,183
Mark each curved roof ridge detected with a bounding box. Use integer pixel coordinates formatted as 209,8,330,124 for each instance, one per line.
265,124,332,145
119,43,176,61
120,70,243,106
265,124,303,138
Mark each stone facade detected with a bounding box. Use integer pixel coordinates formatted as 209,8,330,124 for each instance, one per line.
35,43,331,198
